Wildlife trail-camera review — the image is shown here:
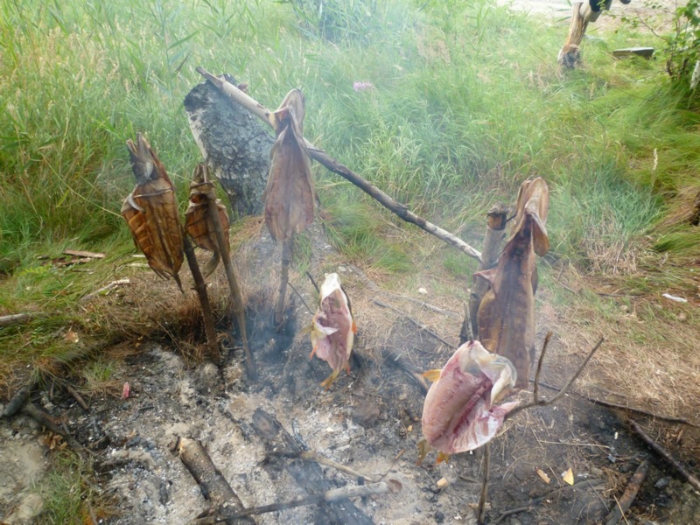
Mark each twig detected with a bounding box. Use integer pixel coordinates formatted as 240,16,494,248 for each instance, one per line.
191,483,389,524
287,281,313,315
305,271,320,294
630,420,700,492
532,331,552,403
64,384,89,411
274,236,293,328
63,249,105,259
22,402,85,454
477,443,490,524
530,380,700,428
604,460,648,525
183,236,221,366
196,67,482,263
267,449,379,483
371,298,455,348
0,313,39,327
80,279,130,303
507,337,604,421
492,505,530,525
201,168,256,377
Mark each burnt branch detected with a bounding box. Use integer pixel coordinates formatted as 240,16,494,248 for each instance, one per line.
604,460,648,525
630,420,700,492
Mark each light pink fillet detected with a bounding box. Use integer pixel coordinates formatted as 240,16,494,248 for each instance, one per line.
310,273,356,386
421,341,518,455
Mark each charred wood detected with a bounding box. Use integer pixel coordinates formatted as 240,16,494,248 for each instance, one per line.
251,408,376,525
604,460,648,525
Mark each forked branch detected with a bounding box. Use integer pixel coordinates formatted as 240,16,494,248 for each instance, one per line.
506,336,604,421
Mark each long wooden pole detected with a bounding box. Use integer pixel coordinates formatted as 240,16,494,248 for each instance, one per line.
195,67,482,263
183,236,221,365
201,171,256,378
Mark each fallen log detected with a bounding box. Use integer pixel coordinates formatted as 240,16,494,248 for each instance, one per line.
195,68,482,263
630,420,700,492
604,460,648,525
173,436,255,524
251,408,376,525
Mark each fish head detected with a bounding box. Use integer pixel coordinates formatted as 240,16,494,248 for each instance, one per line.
126,133,155,185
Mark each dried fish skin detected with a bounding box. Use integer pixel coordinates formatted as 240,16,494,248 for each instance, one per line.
121,133,183,286
475,178,549,388
421,341,518,458
263,89,315,242
309,273,357,389
184,164,230,276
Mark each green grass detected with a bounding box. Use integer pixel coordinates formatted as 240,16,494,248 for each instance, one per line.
1,0,699,378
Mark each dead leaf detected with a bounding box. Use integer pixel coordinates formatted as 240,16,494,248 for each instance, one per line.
536,468,551,484
562,467,574,485
65,330,80,344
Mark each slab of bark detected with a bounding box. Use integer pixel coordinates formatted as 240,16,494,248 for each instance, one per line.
184,77,273,218
251,408,375,525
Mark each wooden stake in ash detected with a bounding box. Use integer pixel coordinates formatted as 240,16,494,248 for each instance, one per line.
264,89,315,327
122,133,184,290
187,163,256,376
121,134,220,365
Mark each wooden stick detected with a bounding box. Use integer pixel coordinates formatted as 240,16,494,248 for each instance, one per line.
251,408,375,525
476,443,490,525
63,249,105,259
22,402,85,453
0,313,38,327
267,449,380,483
532,331,552,404
287,281,313,315
65,384,89,411
183,236,221,366
191,483,388,525
630,420,700,492
507,337,604,420
2,376,38,418
196,67,482,263
461,204,508,344
604,460,648,525
372,298,455,348
80,279,131,303
201,170,256,377
174,436,254,523
274,236,293,328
